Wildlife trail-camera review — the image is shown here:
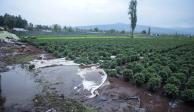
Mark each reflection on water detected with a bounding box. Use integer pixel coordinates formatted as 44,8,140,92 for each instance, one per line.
0,64,106,112
1,65,41,112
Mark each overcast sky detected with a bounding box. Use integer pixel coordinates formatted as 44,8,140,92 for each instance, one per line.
0,0,194,28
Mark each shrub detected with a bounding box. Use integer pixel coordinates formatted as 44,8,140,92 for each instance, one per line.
186,76,194,89
147,75,161,92
126,63,133,69
133,63,144,74
115,66,123,75
105,69,117,77
122,69,133,81
110,60,117,69
181,89,194,102
142,69,154,82
173,73,187,84
169,63,178,72
166,76,181,87
133,73,145,86
163,83,179,97
116,58,123,66
159,70,169,83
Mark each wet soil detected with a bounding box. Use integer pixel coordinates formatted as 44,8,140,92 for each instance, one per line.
96,77,194,112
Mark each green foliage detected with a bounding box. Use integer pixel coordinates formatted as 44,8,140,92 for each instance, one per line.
128,0,137,38
52,24,62,32
164,83,179,97
166,76,181,87
186,76,194,89
147,75,161,92
1,14,28,29
133,63,144,74
173,73,187,84
122,69,133,81
28,36,194,102
105,69,117,77
159,70,169,83
181,89,194,102
133,73,145,86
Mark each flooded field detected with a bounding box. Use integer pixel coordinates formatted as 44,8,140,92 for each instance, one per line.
1,58,194,112
0,57,107,112
0,36,194,112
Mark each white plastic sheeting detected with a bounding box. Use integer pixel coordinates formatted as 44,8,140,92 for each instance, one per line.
30,58,79,69
76,66,108,98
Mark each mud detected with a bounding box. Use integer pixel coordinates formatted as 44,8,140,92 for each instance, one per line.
95,77,194,112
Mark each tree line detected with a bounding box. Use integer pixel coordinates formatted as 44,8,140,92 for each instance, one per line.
0,13,28,29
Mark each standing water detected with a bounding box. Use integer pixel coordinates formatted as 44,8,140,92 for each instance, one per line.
0,58,107,111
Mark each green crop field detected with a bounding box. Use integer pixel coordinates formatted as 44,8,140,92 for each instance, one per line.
26,35,194,102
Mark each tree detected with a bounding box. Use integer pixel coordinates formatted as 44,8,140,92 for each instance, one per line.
27,23,34,31
128,0,137,38
94,27,99,32
148,27,151,35
164,83,179,97
52,24,61,32
0,16,4,26
141,30,146,34
4,14,16,29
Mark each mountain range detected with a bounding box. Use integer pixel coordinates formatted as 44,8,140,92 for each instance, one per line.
76,23,194,35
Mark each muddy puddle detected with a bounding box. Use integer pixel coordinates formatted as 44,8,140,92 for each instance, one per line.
0,57,107,112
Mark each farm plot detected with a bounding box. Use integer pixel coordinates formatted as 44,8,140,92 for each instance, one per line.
27,36,194,102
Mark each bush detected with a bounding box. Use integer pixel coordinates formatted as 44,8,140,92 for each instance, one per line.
133,73,145,86
126,63,133,69
173,73,187,84
166,76,181,87
169,63,178,72
142,69,154,82
181,89,194,102
186,76,194,89
133,63,144,74
105,69,117,77
163,83,179,97
122,69,133,81
147,75,161,92
115,66,123,75
110,60,117,69
159,70,169,83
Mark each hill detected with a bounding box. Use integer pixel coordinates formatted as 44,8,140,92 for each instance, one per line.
76,23,194,35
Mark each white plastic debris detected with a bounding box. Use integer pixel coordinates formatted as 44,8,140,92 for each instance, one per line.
30,58,79,69
75,66,108,98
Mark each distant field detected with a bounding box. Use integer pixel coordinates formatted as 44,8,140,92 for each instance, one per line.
31,34,153,40
26,35,194,102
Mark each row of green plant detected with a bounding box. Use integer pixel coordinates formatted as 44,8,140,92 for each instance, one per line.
27,36,194,102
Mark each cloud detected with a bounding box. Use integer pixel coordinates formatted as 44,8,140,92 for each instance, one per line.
0,0,193,27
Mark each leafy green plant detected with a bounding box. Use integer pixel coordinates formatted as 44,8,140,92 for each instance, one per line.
164,83,179,97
